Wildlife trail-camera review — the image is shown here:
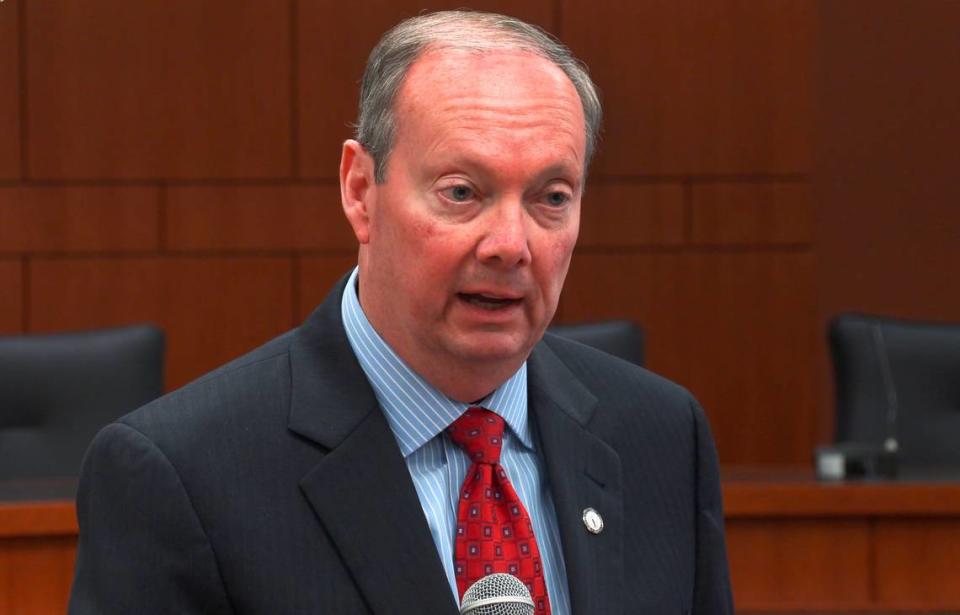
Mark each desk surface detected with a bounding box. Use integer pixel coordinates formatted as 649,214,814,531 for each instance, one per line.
0,478,77,538
723,466,960,517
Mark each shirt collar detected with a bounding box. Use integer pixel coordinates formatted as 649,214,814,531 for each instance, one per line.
340,267,532,457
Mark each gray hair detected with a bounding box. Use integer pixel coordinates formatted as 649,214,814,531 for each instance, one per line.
355,10,602,183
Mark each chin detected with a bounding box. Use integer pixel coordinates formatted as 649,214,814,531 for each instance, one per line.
449,330,537,366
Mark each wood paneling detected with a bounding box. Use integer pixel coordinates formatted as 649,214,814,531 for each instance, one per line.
563,0,813,176
0,260,22,333
166,185,353,252
0,0,19,179
297,0,556,178
0,187,159,253
818,0,960,323
690,183,813,246
298,255,360,321
726,518,871,609
561,251,818,464
875,519,960,607
724,469,960,612
578,183,685,248
29,257,294,389
0,536,76,615
26,0,291,179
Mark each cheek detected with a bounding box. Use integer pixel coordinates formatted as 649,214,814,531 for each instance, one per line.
533,234,577,306
547,230,578,277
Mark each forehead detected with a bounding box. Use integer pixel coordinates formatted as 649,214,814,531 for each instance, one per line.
393,47,586,162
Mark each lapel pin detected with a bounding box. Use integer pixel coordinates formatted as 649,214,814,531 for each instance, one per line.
582,507,604,534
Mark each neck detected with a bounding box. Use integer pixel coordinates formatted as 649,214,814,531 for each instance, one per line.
412,360,520,404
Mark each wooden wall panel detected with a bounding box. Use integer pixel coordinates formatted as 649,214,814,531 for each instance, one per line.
29,257,294,389
726,518,871,609
297,0,556,179
0,187,159,253
874,519,960,608
577,183,685,248
690,183,813,246
166,185,353,252
0,260,22,334
0,536,76,615
0,0,19,179
26,0,291,179
561,251,819,463
562,0,813,176
299,255,361,321
817,0,960,323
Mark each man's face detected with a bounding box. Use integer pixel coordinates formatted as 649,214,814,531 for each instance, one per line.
342,47,585,398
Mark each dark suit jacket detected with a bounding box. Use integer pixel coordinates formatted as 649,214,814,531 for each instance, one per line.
69,278,733,614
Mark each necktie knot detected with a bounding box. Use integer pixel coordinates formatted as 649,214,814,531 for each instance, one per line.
447,406,505,465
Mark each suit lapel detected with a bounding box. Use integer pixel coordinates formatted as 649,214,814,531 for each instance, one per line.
529,340,624,615
287,280,458,615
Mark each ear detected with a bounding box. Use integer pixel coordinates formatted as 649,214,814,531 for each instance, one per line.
340,139,376,244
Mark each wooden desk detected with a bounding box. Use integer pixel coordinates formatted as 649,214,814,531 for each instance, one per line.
0,480,78,615
4,472,960,614
724,467,960,613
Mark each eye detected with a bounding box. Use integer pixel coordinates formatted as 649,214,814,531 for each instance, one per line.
441,184,476,203
544,190,571,207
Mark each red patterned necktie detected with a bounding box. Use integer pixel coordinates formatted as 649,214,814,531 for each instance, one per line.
447,406,551,614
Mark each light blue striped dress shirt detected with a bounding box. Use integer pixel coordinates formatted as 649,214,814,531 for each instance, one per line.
340,267,571,613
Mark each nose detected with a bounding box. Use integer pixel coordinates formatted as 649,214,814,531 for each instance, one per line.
475,200,532,269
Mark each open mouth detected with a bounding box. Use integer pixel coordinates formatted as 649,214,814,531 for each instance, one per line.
457,293,522,311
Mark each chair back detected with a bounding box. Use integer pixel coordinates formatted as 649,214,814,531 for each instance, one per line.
0,324,164,479
548,320,644,366
829,313,960,469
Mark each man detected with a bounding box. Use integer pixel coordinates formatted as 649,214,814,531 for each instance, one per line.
70,10,732,614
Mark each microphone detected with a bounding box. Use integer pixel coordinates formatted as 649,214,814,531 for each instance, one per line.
459,573,535,615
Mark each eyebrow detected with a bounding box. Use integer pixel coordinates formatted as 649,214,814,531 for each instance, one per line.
425,152,583,188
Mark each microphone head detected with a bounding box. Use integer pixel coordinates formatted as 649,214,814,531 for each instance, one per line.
459,573,535,615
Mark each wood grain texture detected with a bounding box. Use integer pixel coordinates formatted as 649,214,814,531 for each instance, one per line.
0,0,19,179
166,184,353,252
297,0,556,178
0,260,22,333
28,257,294,389
560,251,818,464
690,182,813,245
577,183,685,248
0,187,159,253
874,519,960,608
26,0,291,179
0,536,76,615
562,0,813,176
726,518,871,609
298,255,360,321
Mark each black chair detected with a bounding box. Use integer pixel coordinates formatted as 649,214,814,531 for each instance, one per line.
548,320,644,366
829,313,960,471
0,324,165,480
